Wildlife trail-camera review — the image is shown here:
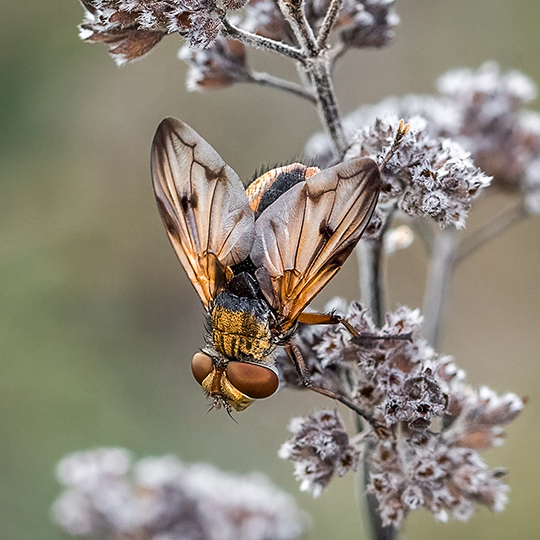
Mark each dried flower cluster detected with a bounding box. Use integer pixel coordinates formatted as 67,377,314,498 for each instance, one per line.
307,62,540,217
53,447,306,540
79,0,398,92
180,37,249,90
348,117,491,229
277,301,523,526
79,0,250,61
278,409,360,497
240,0,398,48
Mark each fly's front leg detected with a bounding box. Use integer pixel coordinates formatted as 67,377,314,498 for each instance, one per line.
284,342,311,386
285,312,360,388
284,341,388,436
296,311,360,337
297,311,413,343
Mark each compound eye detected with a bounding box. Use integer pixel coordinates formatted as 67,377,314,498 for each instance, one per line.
191,352,213,385
226,362,279,399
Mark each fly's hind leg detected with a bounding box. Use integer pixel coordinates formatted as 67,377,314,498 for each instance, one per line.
285,311,408,436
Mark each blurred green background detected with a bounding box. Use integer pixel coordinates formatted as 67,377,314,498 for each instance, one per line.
1,1,540,539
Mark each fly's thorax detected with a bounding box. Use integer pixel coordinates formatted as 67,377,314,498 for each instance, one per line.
210,290,276,360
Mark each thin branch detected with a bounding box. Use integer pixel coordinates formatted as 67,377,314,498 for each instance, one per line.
454,202,528,266
309,59,347,157
220,17,306,62
308,385,387,436
422,225,459,348
317,0,344,49
247,70,317,103
358,238,385,328
278,0,319,57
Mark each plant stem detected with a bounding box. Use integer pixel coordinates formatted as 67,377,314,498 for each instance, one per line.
317,0,344,48
411,218,435,255
360,451,398,540
421,203,527,348
422,225,459,348
358,237,385,327
248,71,317,103
357,223,398,540
220,17,305,62
278,0,347,157
223,5,348,158
307,58,347,157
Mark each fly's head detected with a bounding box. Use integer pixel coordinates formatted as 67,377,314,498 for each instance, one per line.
191,350,280,412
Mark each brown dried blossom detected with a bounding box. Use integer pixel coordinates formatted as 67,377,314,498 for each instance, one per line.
78,0,248,62
337,0,399,49
240,0,398,49
179,37,249,90
79,0,168,64
277,300,524,525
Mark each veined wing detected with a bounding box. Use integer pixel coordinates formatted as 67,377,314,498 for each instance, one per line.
151,117,255,308
250,158,381,329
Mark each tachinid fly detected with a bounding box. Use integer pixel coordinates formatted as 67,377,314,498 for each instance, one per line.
151,117,381,412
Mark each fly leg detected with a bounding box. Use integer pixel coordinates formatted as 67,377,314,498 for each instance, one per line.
284,341,388,436
296,311,360,337
297,311,412,342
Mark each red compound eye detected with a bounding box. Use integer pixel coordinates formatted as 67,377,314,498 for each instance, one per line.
191,352,213,385
226,362,279,399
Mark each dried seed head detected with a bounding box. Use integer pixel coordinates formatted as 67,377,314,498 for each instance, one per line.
180,37,249,90
279,410,360,497
277,301,523,523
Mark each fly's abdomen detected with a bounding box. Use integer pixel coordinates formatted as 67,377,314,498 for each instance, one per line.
211,292,274,360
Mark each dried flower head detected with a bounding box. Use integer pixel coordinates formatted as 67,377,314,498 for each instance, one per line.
307,62,540,217
53,448,306,540
240,0,292,43
180,37,249,90
367,431,511,526
277,300,524,526
79,0,168,64
240,0,398,49
337,0,400,49
78,0,250,62
278,409,360,497
311,115,491,230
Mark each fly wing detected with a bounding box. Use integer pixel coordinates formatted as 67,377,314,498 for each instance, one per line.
151,117,255,308
250,158,381,329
